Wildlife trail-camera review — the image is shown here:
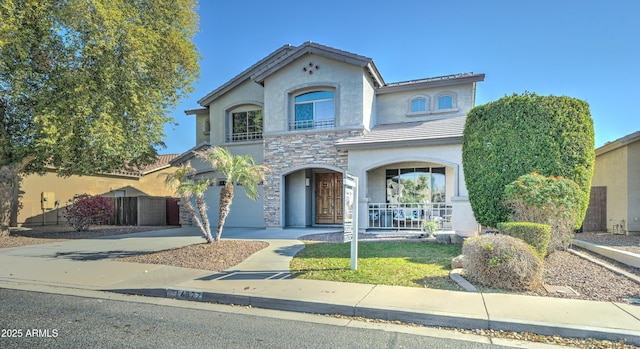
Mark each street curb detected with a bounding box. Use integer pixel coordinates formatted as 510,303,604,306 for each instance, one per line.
572,239,640,269
107,287,640,346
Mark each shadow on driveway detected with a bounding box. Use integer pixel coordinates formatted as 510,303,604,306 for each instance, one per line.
54,250,152,261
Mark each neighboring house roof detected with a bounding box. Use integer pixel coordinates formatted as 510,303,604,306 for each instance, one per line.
197,42,385,106
108,154,181,178
596,130,640,156
44,154,180,179
336,116,467,150
170,141,212,166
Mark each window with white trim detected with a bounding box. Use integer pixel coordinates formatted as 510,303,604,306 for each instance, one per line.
410,97,428,113
437,95,454,110
290,90,335,130
227,109,263,142
385,167,446,204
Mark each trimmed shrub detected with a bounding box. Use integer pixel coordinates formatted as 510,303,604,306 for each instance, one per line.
504,172,583,252
462,234,543,291
462,92,595,228
422,220,439,235
64,194,114,232
497,221,551,258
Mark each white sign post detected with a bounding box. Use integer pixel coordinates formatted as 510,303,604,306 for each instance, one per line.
343,172,358,270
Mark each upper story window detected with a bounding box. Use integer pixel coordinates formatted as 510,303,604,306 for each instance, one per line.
290,90,335,130
408,95,430,115
411,98,427,113
437,95,454,110
228,109,263,142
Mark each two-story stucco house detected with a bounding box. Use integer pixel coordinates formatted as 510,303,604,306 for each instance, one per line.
173,42,484,235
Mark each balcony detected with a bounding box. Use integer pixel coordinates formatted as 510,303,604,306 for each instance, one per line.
288,119,335,131
367,202,452,231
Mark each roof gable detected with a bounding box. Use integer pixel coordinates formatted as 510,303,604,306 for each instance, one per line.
251,41,385,87
197,42,386,107
197,44,296,106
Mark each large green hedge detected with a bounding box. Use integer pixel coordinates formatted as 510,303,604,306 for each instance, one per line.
462,92,595,228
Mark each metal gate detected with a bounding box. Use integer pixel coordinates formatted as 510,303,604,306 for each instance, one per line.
582,186,606,232
166,197,180,225
112,197,138,226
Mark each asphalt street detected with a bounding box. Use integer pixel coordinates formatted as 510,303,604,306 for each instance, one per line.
0,288,524,349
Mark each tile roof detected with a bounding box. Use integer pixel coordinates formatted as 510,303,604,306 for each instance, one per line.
336,116,467,149
596,130,640,156
169,141,212,166
139,154,180,175
106,154,180,178
376,73,485,95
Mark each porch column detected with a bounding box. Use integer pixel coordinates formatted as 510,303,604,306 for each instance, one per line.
263,174,281,228
451,196,478,236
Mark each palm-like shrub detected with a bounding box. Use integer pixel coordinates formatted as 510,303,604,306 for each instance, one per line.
164,164,214,243
196,147,268,242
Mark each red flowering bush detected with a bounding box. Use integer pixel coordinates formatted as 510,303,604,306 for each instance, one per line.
64,194,114,232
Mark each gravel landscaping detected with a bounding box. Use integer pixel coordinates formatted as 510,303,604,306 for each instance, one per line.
574,232,640,254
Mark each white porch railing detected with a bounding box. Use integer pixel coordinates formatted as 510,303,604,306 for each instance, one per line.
367,203,453,231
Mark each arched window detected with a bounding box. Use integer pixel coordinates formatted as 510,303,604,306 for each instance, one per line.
437,95,454,110
410,97,428,113
227,106,263,142
291,90,335,130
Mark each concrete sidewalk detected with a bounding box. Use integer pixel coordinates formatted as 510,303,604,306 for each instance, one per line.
1,226,639,346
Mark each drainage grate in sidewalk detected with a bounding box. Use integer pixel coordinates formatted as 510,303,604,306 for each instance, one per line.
198,271,291,281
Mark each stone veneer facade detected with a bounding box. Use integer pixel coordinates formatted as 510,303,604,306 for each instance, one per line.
262,129,363,227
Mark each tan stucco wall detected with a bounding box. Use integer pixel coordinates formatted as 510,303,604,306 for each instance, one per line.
593,145,628,232
19,167,177,226
628,141,640,232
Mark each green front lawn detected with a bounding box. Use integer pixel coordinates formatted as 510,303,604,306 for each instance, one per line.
290,241,462,290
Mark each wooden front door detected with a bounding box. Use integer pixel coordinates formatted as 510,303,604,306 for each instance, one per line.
315,173,343,224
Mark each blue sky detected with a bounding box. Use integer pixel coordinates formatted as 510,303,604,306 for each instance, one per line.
161,0,639,155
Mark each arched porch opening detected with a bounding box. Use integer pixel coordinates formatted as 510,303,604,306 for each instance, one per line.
364,160,457,231
282,165,344,228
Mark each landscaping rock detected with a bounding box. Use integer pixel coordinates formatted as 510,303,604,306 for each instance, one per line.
451,234,466,245
451,254,465,269
436,233,452,244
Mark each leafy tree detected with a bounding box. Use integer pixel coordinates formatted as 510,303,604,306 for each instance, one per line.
0,0,199,235
164,165,214,244
462,92,594,228
196,147,269,242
